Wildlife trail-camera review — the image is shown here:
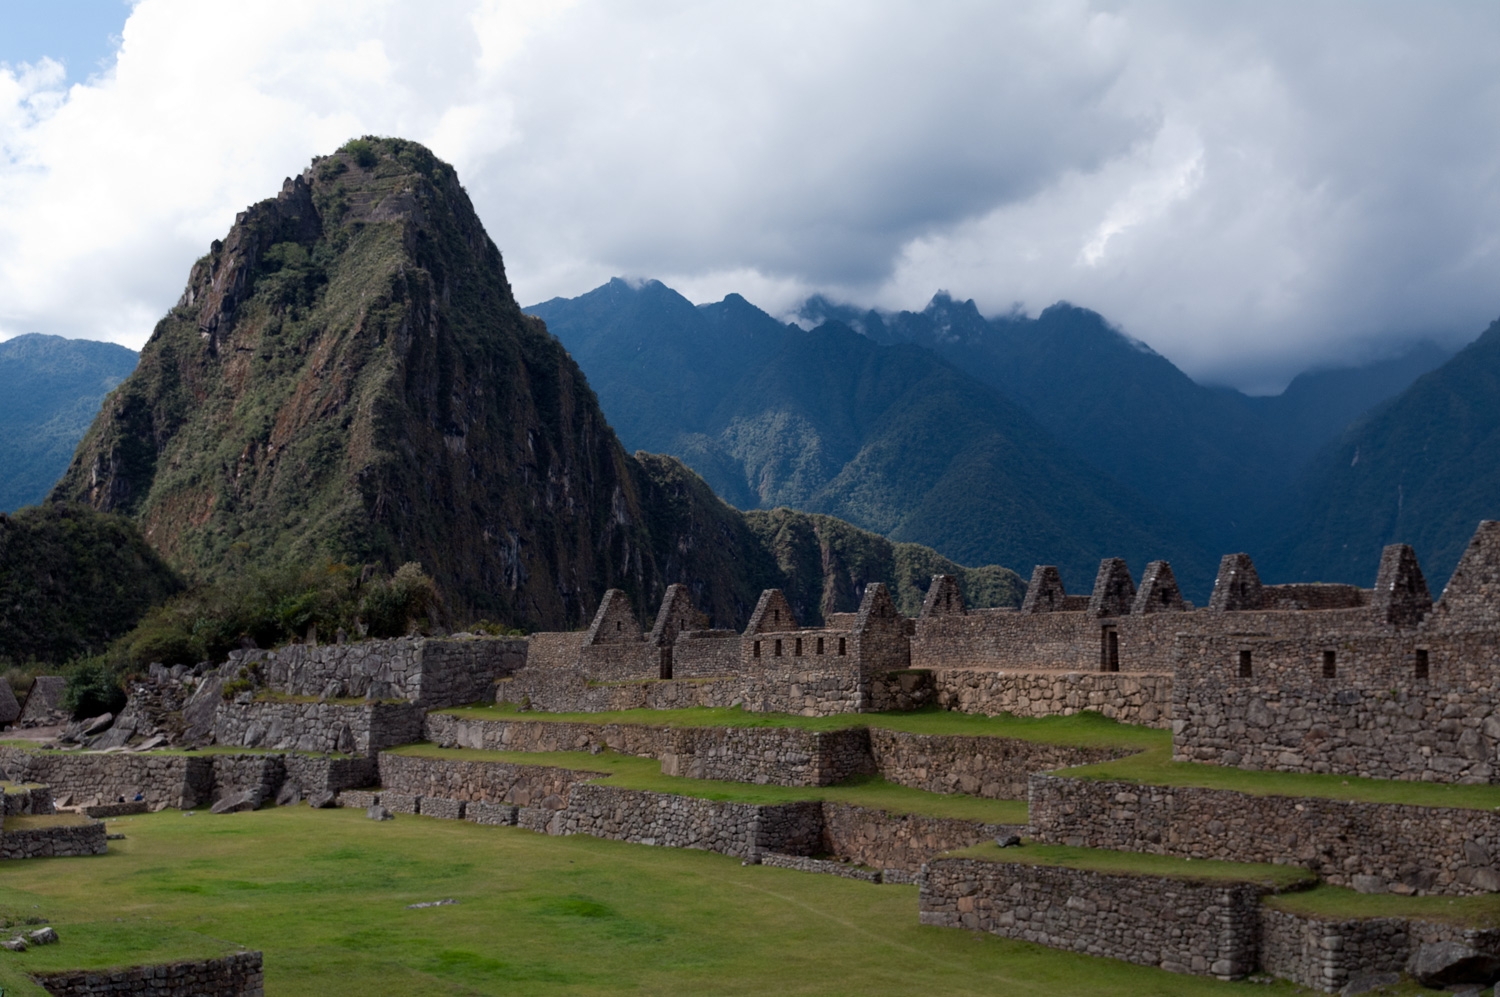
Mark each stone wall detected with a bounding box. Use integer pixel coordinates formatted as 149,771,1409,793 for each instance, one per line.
739,660,867,715
869,670,935,712
32,951,264,997
497,670,741,714
377,752,600,808
670,631,740,679
919,857,1264,980
930,669,1172,728
1173,631,1500,782
0,748,215,809
3,783,53,815
1028,774,1500,895
544,784,824,859
1260,908,1500,993
868,729,1128,799
0,815,107,859
213,700,424,755
233,635,524,707
819,804,1018,872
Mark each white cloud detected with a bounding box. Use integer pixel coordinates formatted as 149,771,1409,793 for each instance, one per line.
0,0,1498,390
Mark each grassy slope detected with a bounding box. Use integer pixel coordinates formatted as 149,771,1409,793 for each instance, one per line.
1059,746,1500,812
947,842,1317,892
0,807,1294,996
387,744,1028,824
1265,883,1500,926
438,704,1167,749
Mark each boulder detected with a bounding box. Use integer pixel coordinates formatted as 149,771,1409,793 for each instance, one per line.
27,927,58,946
132,734,168,752
275,783,301,807
81,713,114,736
210,790,261,815
89,723,136,751
1339,970,1399,995
1408,940,1500,988
367,805,393,821
307,791,336,809
1,937,26,952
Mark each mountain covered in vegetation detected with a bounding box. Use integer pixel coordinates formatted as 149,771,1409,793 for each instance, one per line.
0,334,138,513
50,138,1019,637
1265,319,1500,587
530,280,1447,596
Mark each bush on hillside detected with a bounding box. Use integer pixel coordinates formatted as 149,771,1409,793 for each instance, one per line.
62,657,126,719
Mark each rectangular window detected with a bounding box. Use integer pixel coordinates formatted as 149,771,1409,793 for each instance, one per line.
817,636,825,655
1322,650,1336,679
753,640,761,659
1414,648,1429,680
774,639,783,657
1238,649,1252,678
838,636,847,656
1101,627,1119,672
795,637,803,657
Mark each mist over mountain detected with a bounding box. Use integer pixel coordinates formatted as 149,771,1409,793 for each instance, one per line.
0,333,138,513
532,279,1453,597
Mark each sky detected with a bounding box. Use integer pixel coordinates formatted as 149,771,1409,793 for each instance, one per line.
1,2,1499,392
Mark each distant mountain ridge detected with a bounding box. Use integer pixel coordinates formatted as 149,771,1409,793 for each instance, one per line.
530,278,1450,597
0,333,138,513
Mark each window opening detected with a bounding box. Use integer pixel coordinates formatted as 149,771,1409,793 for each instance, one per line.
1101,626,1119,673
795,637,803,657
838,637,847,656
774,639,782,657
1238,649,1253,678
753,640,761,659
817,636,825,655
1414,648,1429,680
1322,650,1336,679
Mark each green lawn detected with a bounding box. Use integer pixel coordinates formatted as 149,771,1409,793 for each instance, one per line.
0,807,1315,996
387,744,1029,824
4,814,93,832
1057,747,1500,812
439,703,1167,749
1265,883,1500,926
945,842,1318,892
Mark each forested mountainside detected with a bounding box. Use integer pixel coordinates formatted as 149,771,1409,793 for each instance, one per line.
531,280,1204,595
530,279,1447,597
1264,318,1500,588
0,334,138,513
50,138,1018,636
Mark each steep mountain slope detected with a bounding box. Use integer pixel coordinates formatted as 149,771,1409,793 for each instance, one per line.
0,334,138,512
1264,319,1500,587
53,139,1016,632
532,282,1207,594
801,294,1450,553
0,503,181,664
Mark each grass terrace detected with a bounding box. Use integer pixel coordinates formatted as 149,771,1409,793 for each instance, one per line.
439,703,1167,750
387,744,1028,824
1265,883,1500,926
0,807,1304,996
945,841,1318,892
3,813,94,832
1056,746,1500,812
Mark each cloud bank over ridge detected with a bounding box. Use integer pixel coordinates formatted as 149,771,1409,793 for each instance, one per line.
1,0,1498,390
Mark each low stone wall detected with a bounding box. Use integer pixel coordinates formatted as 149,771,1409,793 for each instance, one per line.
740,663,867,716
465,801,518,825
870,670,936,712
3,783,53,815
426,714,667,757
1,816,107,859
820,803,1018,872
32,951,264,996
0,748,215,809
868,729,1128,799
1260,908,1500,993
758,852,881,882
930,669,1172,727
919,857,1264,980
377,752,601,808
213,700,424,755
544,784,824,859
1029,774,1500,895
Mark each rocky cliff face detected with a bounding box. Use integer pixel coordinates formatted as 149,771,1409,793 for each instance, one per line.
55,138,1020,630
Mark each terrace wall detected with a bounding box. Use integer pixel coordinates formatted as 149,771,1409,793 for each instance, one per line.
496,671,741,714
919,857,1264,979
233,636,524,707
0,817,106,859
1259,909,1500,993
376,753,600,808
867,729,1129,799
819,804,1017,872
213,700,424,755
0,749,215,809
32,951,264,997
1028,774,1500,895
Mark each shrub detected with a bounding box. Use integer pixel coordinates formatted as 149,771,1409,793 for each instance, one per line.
61,657,126,720
341,138,378,169
361,562,439,638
